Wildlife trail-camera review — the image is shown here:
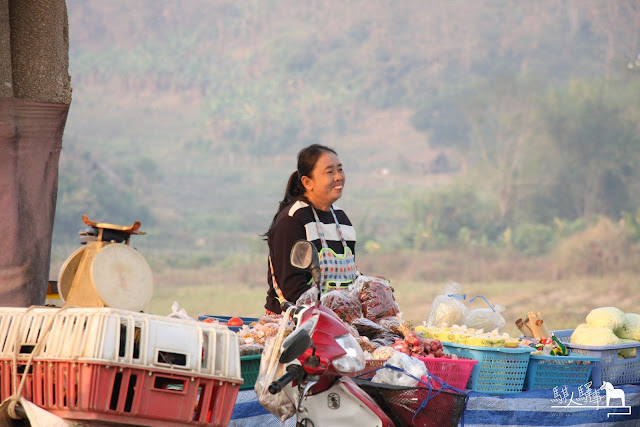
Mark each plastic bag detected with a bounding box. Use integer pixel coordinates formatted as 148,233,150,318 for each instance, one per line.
465,301,506,332
254,307,296,421
321,290,363,323
376,316,411,336
239,343,264,356
351,276,399,320
351,317,387,338
295,286,319,306
371,332,403,347
168,301,195,321
426,282,467,328
372,352,427,387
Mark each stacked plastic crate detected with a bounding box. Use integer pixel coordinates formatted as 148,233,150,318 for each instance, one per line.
0,307,243,427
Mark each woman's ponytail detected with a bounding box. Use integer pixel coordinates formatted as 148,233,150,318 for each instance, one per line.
265,170,304,235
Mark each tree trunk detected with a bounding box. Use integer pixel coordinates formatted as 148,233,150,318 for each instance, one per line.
0,0,71,307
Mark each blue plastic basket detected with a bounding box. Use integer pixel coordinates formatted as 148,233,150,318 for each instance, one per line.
524,352,599,390
197,315,259,332
551,329,640,387
443,342,533,394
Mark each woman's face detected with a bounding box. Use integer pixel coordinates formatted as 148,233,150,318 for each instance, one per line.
302,151,345,211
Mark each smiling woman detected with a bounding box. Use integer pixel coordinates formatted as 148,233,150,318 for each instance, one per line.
263,144,358,314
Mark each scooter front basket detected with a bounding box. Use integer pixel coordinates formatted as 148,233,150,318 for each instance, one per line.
352,378,468,427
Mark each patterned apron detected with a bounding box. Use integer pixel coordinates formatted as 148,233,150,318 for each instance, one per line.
310,206,358,293
268,206,358,310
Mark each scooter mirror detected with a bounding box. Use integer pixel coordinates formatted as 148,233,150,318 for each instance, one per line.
290,240,316,269
279,328,313,363
290,240,321,292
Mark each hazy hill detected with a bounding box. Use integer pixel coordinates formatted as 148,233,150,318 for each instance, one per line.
52,0,640,269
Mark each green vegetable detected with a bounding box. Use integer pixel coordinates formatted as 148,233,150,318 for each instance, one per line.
615,313,640,341
586,307,624,331
571,323,620,346
617,338,638,359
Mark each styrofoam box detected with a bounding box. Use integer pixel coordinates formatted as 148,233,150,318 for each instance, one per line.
0,307,242,381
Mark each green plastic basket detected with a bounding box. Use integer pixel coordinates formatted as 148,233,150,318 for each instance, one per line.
240,354,262,391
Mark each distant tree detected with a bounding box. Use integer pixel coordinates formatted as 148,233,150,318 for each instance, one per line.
466,77,553,227
410,97,471,148
535,80,640,220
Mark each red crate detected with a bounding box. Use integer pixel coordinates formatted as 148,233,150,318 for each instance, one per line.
417,356,477,390
1,359,241,426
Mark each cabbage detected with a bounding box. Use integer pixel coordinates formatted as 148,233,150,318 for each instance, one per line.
586,307,624,331
571,323,620,346
617,338,638,359
615,313,640,340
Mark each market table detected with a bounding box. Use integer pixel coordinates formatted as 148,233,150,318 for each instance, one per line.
229,384,640,426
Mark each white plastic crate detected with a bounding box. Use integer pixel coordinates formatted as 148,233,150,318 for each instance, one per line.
0,307,241,381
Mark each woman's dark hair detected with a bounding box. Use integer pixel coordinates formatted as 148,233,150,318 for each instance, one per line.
265,144,337,235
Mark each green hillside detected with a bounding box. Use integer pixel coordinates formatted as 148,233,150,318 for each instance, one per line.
52,0,640,273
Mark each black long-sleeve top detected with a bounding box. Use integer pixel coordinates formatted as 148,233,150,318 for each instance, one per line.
265,200,356,313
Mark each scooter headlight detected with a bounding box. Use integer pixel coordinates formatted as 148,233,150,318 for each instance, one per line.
332,333,366,373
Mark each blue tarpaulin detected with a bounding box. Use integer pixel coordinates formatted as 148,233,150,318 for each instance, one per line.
231,384,640,427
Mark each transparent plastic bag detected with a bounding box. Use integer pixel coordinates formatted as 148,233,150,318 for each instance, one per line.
295,286,319,306
321,290,363,323
254,307,296,421
351,275,399,320
239,343,264,356
351,317,387,338
167,301,195,321
376,316,411,337
465,301,506,332
426,282,467,328
372,352,427,387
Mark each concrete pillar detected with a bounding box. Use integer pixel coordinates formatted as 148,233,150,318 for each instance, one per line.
8,0,71,103
0,0,12,97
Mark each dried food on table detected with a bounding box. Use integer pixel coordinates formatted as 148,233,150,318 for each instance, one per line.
376,316,412,337
321,290,363,323
352,317,387,338
352,276,400,321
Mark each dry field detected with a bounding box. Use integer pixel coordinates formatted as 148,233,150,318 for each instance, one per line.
49,242,639,338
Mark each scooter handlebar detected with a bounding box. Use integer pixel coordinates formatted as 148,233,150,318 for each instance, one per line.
268,364,304,394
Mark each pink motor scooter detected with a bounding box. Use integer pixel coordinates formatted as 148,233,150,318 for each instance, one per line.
267,239,395,427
